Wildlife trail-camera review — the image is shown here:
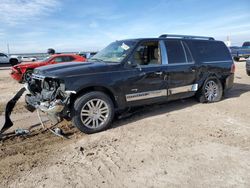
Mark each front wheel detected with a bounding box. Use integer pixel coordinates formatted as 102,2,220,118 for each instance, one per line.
72,91,114,134
197,78,223,103
23,70,33,83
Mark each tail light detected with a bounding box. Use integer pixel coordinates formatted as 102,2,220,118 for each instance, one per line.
230,63,235,73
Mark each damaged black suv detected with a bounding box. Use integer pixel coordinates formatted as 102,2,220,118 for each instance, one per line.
25,34,235,134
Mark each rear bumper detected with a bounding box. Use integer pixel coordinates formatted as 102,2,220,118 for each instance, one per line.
224,73,234,90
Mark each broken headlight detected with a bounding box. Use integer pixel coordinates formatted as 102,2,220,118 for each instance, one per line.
43,79,59,91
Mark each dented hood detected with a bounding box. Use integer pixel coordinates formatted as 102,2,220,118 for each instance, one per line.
33,61,120,78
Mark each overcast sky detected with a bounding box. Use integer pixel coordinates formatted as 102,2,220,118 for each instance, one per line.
0,0,249,53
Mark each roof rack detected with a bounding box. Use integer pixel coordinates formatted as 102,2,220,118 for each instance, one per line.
159,34,215,40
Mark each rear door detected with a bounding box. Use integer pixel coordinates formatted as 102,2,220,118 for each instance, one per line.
164,40,198,100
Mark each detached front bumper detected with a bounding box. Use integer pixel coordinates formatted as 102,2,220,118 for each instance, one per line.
25,94,65,124
24,79,76,124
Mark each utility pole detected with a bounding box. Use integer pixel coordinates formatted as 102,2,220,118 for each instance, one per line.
225,35,231,47
7,43,10,55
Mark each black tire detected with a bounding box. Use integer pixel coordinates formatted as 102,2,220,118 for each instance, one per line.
234,57,240,62
72,91,114,134
10,58,19,66
247,70,250,76
23,69,33,83
196,77,223,103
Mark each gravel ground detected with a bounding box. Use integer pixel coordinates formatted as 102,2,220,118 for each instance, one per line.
0,61,250,188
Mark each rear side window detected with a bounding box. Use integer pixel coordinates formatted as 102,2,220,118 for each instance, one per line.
183,42,193,63
193,41,231,62
165,40,193,64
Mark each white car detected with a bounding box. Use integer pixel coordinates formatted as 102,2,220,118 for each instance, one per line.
0,53,21,65
21,56,37,62
0,53,9,64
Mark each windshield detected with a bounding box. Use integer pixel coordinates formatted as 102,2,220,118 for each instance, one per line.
89,40,137,63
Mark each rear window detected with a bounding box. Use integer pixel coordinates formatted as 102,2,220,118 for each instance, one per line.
192,41,231,62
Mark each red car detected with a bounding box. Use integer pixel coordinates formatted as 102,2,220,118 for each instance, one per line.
11,54,86,83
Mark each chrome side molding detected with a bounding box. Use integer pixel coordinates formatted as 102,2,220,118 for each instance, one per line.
126,84,198,102
126,89,167,102
168,84,198,95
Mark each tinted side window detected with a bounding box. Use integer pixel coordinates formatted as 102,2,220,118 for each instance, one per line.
54,57,64,63
67,56,75,61
183,42,193,63
165,40,186,64
242,42,250,46
243,42,250,47
193,41,231,62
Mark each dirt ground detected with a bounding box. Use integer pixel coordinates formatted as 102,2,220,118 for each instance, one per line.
0,62,250,188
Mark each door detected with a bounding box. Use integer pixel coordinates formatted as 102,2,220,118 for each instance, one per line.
164,40,198,100
123,40,168,106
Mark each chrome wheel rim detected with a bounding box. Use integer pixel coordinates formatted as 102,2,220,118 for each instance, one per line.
25,72,32,82
204,80,218,101
80,99,109,129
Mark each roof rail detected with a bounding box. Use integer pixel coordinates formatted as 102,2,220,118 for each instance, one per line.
159,34,215,40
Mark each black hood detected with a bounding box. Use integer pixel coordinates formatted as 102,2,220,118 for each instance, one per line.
33,61,121,78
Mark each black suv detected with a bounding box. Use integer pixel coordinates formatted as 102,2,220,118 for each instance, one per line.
25,34,235,134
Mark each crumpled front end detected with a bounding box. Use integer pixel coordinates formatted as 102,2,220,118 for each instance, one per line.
25,74,75,124
10,66,23,82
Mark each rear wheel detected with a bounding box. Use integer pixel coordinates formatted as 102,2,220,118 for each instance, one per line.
197,78,223,103
234,57,240,62
72,91,114,134
10,58,19,66
247,70,250,76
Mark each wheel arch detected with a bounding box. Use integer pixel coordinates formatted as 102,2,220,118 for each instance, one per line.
9,58,19,66
70,86,118,109
197,72,225,91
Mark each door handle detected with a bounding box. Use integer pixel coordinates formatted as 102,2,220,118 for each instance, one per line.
155,71,163,75
139,72,146,76
190,68,196,72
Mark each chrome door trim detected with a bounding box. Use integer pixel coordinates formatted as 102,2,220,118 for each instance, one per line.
168,84,198,95
125,83,198,102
